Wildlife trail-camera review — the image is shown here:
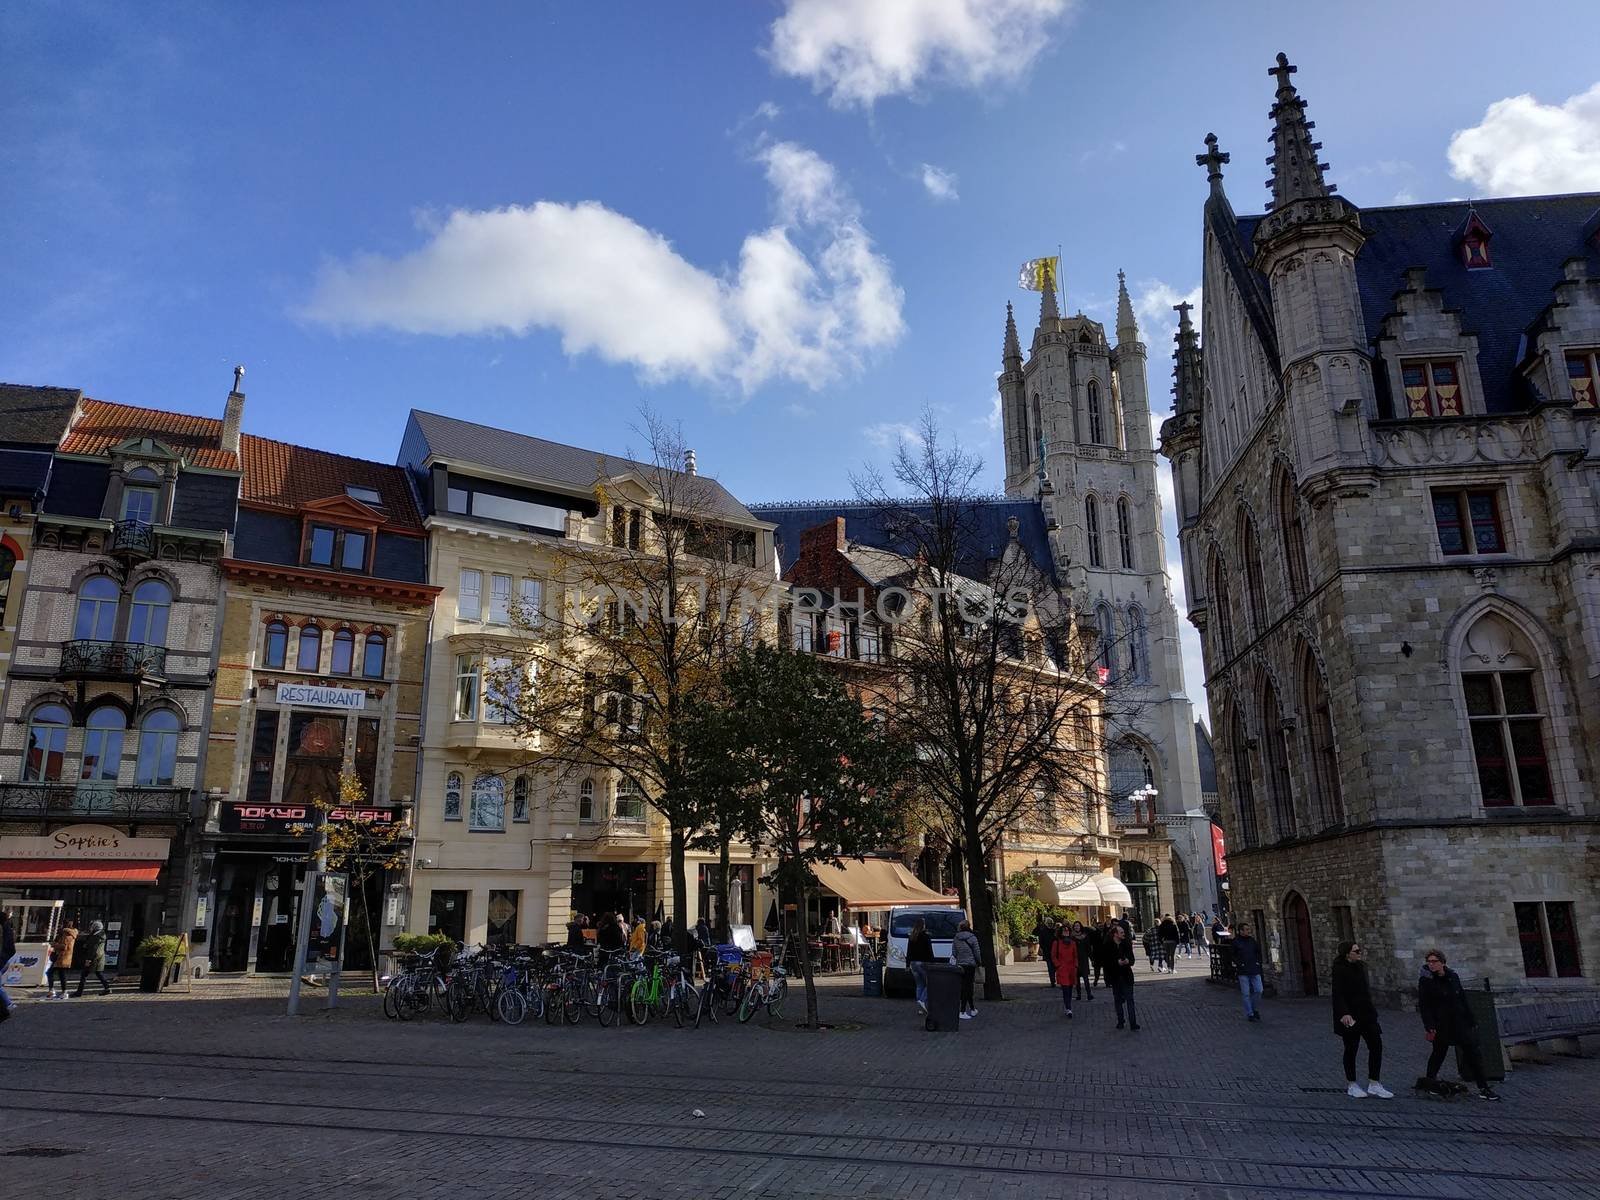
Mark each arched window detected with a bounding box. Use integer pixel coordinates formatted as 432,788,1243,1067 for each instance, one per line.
578,778,595,821
296,624,322,672
469,773,505,831
1126,604,1148,683
1087,379,1104,444
81,705,127,784
74,576,119,641
443,771,463,820
1228,704,1260,848
23,703,71,782
0,543,15,624
1116,496,1134,570
128,580,171,647
615,778,646,822
512,775,530,823
362,632,387,679
1109,741,1155,819
1259,678,1296,839
1085,496,1103,568
1460,613,1554,808
1095,602,1115,677
1300,646,1343,827
1277,470,1309,601
1209,553,1235,662
135,709,180,786
330,628,355,675
264,620,288,668
1240,512,1268,634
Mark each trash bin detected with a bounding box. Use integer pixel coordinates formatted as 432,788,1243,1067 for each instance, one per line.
1458,983,1506,1082
922,963,963,1032
862,957,883,997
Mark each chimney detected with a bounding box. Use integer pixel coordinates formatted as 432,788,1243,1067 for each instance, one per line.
222,365,245,455
684,448,697,476
799,517,847,559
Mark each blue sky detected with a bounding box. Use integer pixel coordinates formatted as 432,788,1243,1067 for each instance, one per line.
7,1,1600,718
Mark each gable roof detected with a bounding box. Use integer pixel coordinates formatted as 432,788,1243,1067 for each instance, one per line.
59,398,238,470
241,435,423,532
750,498,1057,585
0,383,80,448
405,409,757,523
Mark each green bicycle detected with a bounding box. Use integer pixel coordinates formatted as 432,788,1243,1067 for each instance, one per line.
628,952,678,1025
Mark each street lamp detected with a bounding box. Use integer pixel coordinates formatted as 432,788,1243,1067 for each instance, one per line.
1128,784,1159,825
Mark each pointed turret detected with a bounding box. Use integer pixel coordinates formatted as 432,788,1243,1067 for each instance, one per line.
998,301,1028,489
1264,52,1333,210
1039,260,1060,323
1115,270,1139,346
1003,302,1022,366
1172,301,1203,415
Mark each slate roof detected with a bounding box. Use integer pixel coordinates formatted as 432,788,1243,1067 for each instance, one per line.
1194,720,1218,793
750,498,1057,584
1217,192,1600,416
240,435,423,532
405,410,758,523
0,383,80,448
0,448,54,500
59,399,239,470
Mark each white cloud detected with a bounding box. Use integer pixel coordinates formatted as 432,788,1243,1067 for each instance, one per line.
983,388,1001,432
1448,82,1600,195
919,162,959,202
862,421,924,449
766,0,1075,109
301,142,903,394
1133,278,1202,361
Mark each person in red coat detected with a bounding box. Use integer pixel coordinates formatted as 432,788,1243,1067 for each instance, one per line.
1050,933,1080,1018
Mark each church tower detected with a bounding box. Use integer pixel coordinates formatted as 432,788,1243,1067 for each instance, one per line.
996,267,1207,871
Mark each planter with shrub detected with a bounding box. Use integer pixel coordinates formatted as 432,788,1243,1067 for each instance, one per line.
136,935,184,993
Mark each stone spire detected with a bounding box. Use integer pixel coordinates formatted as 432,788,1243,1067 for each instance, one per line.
1039,259,1060,323
1003,302,1022,365
1196,133,1230,198
1171,301,1203,415
1115,270,1139,345
1264,52,1333,210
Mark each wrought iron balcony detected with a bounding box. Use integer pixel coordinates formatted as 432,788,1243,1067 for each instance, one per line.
59,640,167,681
0,783,190,823
109,518,157,560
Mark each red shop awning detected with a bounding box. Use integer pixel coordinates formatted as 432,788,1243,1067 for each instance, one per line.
0,859,163,884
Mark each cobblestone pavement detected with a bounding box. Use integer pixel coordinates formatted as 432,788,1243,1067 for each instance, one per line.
2,953,1597,1199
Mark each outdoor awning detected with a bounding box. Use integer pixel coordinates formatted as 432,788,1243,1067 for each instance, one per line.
810,858,959,908
0,859,162,884
1035,870,1103,906
1093,874,1134,905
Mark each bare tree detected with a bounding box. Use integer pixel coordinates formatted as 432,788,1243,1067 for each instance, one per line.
853,411,1138,1001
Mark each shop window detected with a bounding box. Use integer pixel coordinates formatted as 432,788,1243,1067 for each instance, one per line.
487,890,519,945
1116,497,1134,569
428,890,467,943
22,703,70,782
296,624,322,672
354,717,380,802
578,779,595,822
330,628,355,675
614,778,646,822
1516,901,1583,978
1566,350,1600,409
362,632,387,679
458,569,482,621
1433,489,1505,556
489,573,512,624
1401,358,1464,418
264,620,288,669
81,705,127,784
1085,495,1104,568
454,655,480,721
247,710,280,804
469,773,505,831
443,771,462,821
135,709,181,787
512,775,530,822
74,576,119,641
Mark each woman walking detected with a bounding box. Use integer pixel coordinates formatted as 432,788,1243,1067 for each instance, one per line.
72,920,112,998
48,919,78,999
1330,940,1392,1098
1071,921,1095,1000
906,917,935,1017
1050,927,1079,1018
951,919,982,1020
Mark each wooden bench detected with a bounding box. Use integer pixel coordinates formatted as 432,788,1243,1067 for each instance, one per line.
1496,993,1600,1060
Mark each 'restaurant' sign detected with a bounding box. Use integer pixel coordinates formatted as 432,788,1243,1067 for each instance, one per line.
275,682,366,711
220,802,399,836
0,824,171,861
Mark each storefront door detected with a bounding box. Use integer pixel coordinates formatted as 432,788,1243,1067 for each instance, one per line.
254,861,306,973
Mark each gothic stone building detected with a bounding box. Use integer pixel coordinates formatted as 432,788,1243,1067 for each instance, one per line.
1162,53,1600,1003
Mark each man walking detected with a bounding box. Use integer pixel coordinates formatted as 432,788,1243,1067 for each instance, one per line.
72,920,112,997
1158,914,1181,973
1419,949,1500,1101
1099,923,1140,1031
1233,921,1265,1021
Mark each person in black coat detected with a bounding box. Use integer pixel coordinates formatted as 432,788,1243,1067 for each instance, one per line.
1330,941,1391,1099
1070,921,1095,1000
1419,949,1500,1100
1035,917,1058,987
1098,923,1140,1031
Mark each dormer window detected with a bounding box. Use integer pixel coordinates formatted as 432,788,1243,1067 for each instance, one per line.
1455,210,1493,270
305,523,371,573
1401,358,1464,418
345,484,383,506
121,486,159,523
1565,350,1600,409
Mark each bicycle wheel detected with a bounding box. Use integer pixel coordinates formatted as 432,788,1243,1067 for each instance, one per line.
582,974,604,1020
767,977,788,1020
695,982,720,1028
597,982,618,1027
563,981,584,1025
627,979,652,1026
736,984,760,1023
447,976,471,1023
497,988,527,1026
544,987,562,1026
723,974,746,1016
651,976,672,1020
383,980,402,1021
673,982,697,1029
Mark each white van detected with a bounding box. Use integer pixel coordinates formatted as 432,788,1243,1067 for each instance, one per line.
884,905,967,997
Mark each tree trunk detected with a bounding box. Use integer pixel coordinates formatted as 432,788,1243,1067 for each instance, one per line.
962,816,1002,1001
669,826,690,956
356,871,381,992
950,837,968,909
793,860,819,1028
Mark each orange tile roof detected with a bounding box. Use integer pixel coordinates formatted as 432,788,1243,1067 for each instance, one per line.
60,398,238,470
240,434,423,532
